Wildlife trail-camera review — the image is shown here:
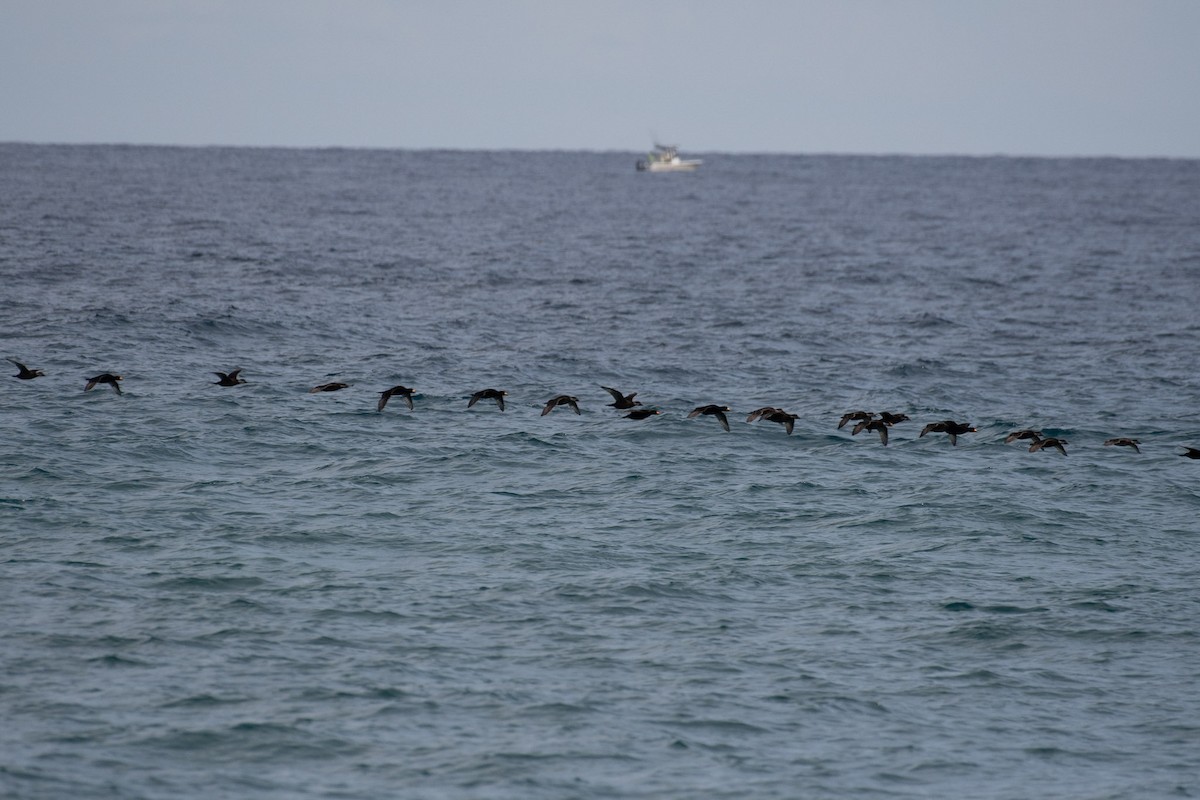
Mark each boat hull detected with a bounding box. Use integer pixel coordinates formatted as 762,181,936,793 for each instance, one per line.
638,160,702,172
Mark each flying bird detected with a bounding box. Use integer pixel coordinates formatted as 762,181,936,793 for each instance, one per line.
919,420,977,446
756,408,798,435
541,394,581,416
858,419,890,446
378,385,415,411
468,389,507,411
85,373,123,394
8,359,44,379
600,386,641,409
1103,438,1140,453
853,418,890,445
213,369,246,387
689,404,732,432
1029,437,1068,456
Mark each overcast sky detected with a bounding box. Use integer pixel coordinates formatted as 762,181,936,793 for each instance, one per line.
3,0,1198,157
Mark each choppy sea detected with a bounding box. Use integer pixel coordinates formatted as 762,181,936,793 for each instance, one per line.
2,143,1200,799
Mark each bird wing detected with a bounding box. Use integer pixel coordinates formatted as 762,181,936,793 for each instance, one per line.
747,407,775,423
600,386,624,402
714,411,730,431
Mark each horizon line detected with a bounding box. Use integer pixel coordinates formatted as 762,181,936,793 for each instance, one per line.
1,139,1196,162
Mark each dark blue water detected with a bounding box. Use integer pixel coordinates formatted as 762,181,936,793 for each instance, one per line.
2,144,1200,799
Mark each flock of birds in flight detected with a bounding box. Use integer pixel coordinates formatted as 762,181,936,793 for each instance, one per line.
9,358,1200,459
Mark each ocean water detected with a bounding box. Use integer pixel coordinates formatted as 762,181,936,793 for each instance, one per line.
2,143,1200,799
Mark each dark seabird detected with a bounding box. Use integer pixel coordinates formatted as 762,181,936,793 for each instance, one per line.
1005,429,1043,444
213,369,246,387
858,419,890,446
838,411,874,429
9,359,44,379
310,382,350,393
877,412,910,426
852,418,890,443
1103,438,1140,453
85,373,123,394
746,407,780,423
689,404,732,432
468,388,507,411
761,409,798,435
919,420,976,446
601,386,641,409
1179,447,1200,460
1029,437,1068,456
625,409,661,420
378,385,415,412
541,394,581,416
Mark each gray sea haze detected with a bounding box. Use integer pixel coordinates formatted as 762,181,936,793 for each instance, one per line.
2,144,1200,799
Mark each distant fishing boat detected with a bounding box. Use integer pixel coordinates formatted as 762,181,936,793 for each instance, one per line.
636,143,702,172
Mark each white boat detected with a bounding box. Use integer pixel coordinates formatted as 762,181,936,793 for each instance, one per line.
636,143,702,172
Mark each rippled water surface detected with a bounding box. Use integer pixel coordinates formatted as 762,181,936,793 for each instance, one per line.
2,144,1200,799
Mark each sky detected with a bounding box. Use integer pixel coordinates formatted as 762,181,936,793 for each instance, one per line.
3,0,1199,158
